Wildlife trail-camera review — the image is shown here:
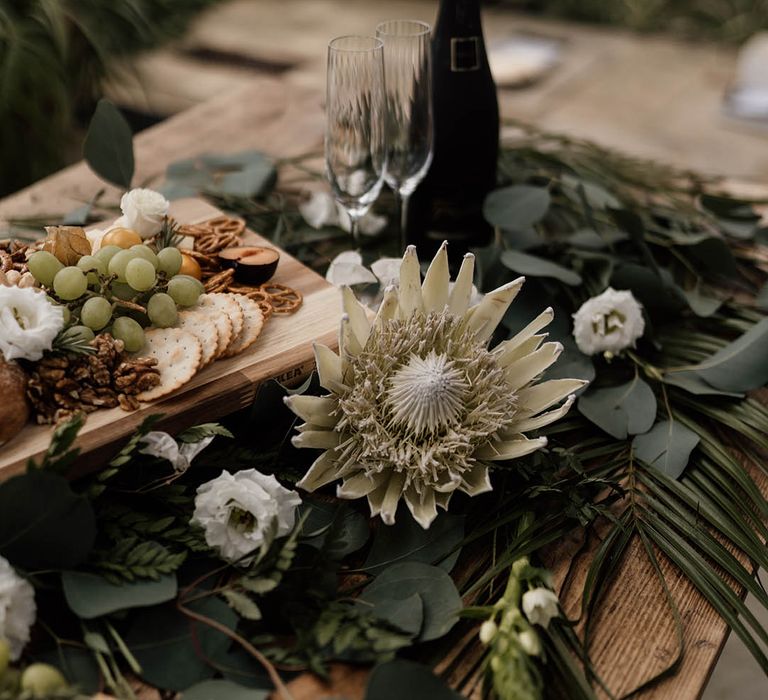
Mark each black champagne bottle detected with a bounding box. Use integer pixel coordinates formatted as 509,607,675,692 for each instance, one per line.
406,0,499,263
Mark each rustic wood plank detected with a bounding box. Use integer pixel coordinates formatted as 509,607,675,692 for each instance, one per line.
0,197,340,480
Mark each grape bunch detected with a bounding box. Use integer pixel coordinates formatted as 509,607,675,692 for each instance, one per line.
28,239,203,353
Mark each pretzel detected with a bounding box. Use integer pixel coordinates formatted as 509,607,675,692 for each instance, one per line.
204,268,235,293
259,283,303,314
207,215,246,237
196,230,240,255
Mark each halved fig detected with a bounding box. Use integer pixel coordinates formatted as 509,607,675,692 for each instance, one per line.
218,246,280,285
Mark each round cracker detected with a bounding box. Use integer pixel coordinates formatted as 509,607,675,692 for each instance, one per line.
176,308,219,367
205,293,244,353
135,328,202,402
197,294,234,358
224,294,265,357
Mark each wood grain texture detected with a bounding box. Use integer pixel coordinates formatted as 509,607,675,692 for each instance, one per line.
0,198,340,480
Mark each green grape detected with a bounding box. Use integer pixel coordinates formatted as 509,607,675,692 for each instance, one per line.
130,244,159,269
53,266,88,300
95,245,122,266
110,281,139,301
67,325,95,344
125,258,156,292
167,275,203,307
77,254,107,275
147,292,178,328
80,296,112,331
28,250,64,286
112,316,145,352
108,249,136,282
61,306,71,325
157,247,183,276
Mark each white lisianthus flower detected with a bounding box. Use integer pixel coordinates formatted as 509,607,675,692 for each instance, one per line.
521,588,560,629
0,556,36,661
191,469,301,564
299,190,387,237
572,287,645,356
139,431,214,473
115,188,169,238
0,286,64,361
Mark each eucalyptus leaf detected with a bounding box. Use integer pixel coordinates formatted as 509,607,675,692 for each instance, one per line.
718,218,758,240
365,660,463,700
300,500,369,559
662,372,743,398
577,378,657,439
83,99,134,189
0,471,95,570
682,285,722,317
569,228,627,250
63,571,177,619
684,237,738,278
359,562,461,642
699,194,760,220
182,680,269,700
127,598,237,691
363,593,424,636
363,509,464,574
34,646,100,694
633,420,700,479
218,161,276,198
611,263,686,316
561,174,621,210
483,185,551,230
501,249,582,286
679,317,768,392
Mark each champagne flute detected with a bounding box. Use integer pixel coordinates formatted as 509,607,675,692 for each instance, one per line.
375,19,433,251
325,35,387,243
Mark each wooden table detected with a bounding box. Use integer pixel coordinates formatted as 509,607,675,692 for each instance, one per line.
1,74,761,700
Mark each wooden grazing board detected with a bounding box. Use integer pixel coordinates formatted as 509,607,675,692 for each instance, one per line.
0,197,340,481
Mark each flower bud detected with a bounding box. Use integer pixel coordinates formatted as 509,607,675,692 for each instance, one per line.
479,619,498,645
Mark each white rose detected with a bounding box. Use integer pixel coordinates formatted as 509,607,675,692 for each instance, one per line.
521,587,560,629
572,287,645,356
0,556,36,661
139,431,214,473
191,469,301,564
0,286,64,361
116,188,169,238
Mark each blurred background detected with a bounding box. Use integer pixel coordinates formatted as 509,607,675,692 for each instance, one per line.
4,0,768,198
1,0,766,697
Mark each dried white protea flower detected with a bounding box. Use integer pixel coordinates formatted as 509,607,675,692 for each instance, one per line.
285,244,584,528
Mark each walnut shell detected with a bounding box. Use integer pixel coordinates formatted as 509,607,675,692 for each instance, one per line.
0,357,29,445
42,226,92,265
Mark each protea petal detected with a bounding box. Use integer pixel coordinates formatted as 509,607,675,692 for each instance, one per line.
503,394,576,434
447,253,475,317
291,429,340,449
461,463,493,496
474,435,548,461
405,486,437,529
434,491,453,510
283,395,338,428
297,450,344,491
337,471,388,499
374,285,399,328
497,335,547,368
495,308,554,366
314,343,343,391
341,286,371,348
340,314,363,357
379,472,407,525
398,246,423,317
515,378,588,417
504,342,563,391
466,277,525,343
422,241,450,312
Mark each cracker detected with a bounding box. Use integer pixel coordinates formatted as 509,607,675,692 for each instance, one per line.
136,328,202,402
223,294,265,357
201,293,244,355
176,309,219,367
197,294,234,358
